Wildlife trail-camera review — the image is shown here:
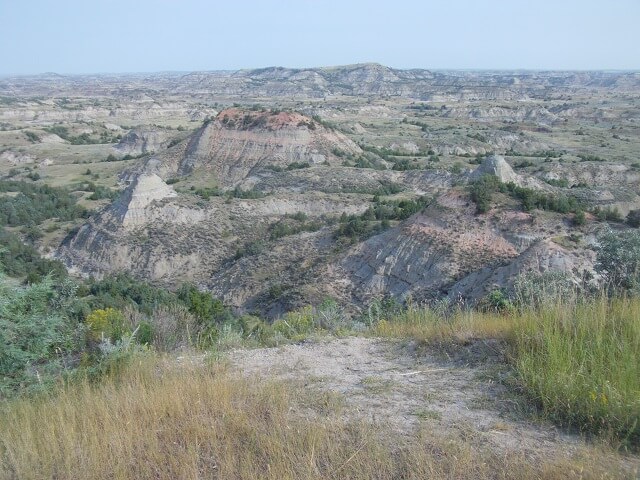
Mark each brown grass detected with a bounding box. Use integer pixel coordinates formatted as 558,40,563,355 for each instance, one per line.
372,307,514,343
0,355,631,480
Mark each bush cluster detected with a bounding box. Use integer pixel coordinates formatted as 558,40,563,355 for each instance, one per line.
336,196,430,242
269,213,322,240
0,180,89,227
44,125,120,145
0,229,67,283
0,275,84,395
469,175,582,215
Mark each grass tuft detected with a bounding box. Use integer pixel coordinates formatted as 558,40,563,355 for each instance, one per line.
0,354,628,479
373,297,640,449
513,296,640,448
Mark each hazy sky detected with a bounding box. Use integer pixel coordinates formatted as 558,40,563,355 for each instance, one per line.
1,0,638,74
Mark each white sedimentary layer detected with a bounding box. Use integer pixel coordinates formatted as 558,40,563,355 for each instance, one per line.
121,173,177,227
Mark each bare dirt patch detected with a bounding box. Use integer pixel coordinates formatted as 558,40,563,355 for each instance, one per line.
228,337,639,472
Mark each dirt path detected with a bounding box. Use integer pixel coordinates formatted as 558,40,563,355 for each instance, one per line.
227,336,637,468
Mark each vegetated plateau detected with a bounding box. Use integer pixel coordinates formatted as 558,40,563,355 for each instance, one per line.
0,64,639,479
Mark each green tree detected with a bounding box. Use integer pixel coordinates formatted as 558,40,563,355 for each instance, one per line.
469,175,500,214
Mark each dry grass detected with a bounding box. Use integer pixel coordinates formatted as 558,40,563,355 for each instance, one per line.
0,355,631,480
372,307,514,343
373,298,640,450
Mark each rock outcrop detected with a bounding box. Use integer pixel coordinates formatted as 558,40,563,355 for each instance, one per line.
113,173,177,227
445,239,596,302
174,108,362,187
31,66,637,317
114,128,173,156
326,189,597,308
470,155,519,183
0,150,35,165
469,154,547,190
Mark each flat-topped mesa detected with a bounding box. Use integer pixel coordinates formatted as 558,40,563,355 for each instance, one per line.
178,108,362,187
216,108,316,131
114,173,177,227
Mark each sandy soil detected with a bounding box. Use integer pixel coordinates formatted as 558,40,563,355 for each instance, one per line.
227,336,639,471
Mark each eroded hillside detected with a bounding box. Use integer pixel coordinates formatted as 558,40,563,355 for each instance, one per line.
1,65,639,315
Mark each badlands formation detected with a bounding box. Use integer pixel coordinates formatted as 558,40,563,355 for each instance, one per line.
1,64,639,315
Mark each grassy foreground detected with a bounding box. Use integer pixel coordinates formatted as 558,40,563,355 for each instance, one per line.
373,296,640,449
0,297,638,478
0,358,629,480
514,297,640,447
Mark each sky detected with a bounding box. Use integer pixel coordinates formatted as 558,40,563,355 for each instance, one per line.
0,0,638,74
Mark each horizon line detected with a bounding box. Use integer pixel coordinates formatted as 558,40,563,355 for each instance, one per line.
1,63,639,78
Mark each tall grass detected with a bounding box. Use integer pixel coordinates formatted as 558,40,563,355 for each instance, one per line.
0,357,623,480
372,306,514,343
373,297,640,449
513,296,640,447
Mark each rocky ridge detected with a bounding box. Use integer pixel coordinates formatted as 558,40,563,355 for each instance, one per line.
115,128,175,156
3,65,639,101
57,125,605,315
172,108,361,187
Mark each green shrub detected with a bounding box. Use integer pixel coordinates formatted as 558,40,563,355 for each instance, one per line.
592,206,623,223
468,176,582,215
361,296,404,326
0,180,89,227
0,228,67,282
480,289,513,312
229,187,266,199
177,283,231,326
82,182,118,201
595,229,640,294
391,158,421,171
269,216,322,240
88,274,178,316
544,178,569,188
238,314,266,338
335,196,430,242
85,308,127,343
193,186,221,199
286,162,310,170
0,274,82,395
469,175,501,213
573,209,586,226
136,321,153,345
24,131,40,143
578,153,606,162
234,240,265,259
314,298,348,332
627,209,640,228
513,270,578,310
272,306,315,339
506,183,580,213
